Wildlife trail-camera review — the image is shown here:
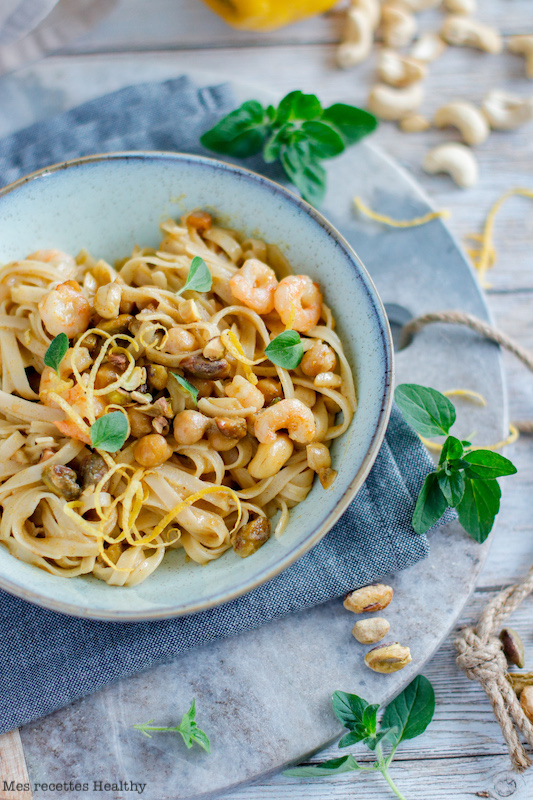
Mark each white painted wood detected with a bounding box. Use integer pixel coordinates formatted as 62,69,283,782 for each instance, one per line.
4,0,533,796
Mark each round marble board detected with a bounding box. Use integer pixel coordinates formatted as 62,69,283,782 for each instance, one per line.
0,65,507,800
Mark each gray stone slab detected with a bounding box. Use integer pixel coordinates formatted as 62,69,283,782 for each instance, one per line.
0,65,506,799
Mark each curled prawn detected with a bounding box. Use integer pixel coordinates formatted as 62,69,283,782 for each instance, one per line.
229,258,278,315
254,398,316,445
38,280,91,338
274,275,322,333
40,369,106,445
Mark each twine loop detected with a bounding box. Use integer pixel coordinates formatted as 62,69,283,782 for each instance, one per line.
403,310,533,771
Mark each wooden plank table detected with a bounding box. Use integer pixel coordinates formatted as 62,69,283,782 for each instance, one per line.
1,1,533,798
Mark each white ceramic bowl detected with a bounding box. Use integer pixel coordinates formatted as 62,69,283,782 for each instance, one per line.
0,152,393,620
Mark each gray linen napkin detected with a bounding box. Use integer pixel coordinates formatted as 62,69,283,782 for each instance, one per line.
0,76,437,735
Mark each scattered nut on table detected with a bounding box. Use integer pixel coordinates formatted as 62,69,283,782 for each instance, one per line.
508,35,533,80
520,686,533,724
410,32,447,63
482,90,533,130
500,628,525,669
423,142,479,188
441,15,502,55
377,50,427,88
400,113,431,132
380,3,418,49
343,583,393,613
368,83,424,120
508,672,533,697
364,642,412,673
352,617,390,644
336,7,374,69
434,101,490,146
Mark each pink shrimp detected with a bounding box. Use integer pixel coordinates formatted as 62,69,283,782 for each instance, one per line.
274,275,322,333
38,280,91,338
229,258,278,315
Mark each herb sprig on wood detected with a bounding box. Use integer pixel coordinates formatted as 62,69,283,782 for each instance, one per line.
201,90,378,206
395,384,517,542
285,676,435,800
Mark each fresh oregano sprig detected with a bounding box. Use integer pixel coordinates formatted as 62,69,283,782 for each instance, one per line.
395,383,517,542
133,699,210,754
285,676,435,800
44,332,69,375
201,90,378,207
171,372,199,405
264,329,304,370
90,411,129,452
176,256,212,296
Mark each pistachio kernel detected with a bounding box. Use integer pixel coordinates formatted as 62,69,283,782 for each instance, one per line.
520,686,533,724
343,583,394,614
352,617,390,645
364,642,412,674
500,628,525,669
507,672,533,697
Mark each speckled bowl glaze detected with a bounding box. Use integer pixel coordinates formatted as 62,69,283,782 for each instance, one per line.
0,152,393,620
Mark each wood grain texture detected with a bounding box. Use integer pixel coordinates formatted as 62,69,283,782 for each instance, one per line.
4,0,533,796
0,730,32,800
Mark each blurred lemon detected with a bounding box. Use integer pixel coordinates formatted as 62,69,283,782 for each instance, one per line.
201,0,337,31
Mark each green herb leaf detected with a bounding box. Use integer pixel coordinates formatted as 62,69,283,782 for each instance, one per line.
177,256,212,295
284,755,360,778
463,449,517,479
44,332,69,375
90,411,129,452
275,91,323,125
438,435,464,465
437,468,465,507
364,727,398,752
338,726,368,748
456,477,501,543
133,699,210,754
171,372,199,405
264,329,304,370
412,472,448,534
301,120,345,159
280,141,327,206
331,691,373,731
380,676,435,748
322,103,378,145
395,384,456,437
200,100,268,158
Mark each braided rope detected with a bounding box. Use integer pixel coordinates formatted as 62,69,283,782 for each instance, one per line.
403,309,533,771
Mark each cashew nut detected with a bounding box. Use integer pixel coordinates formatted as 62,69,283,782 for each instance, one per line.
444,0,476,14
508,35,533,80
337,7,373,68
441,15,502,54
399,113,431,132
410,32,448,62
351,0,381,29
434,101,489,145
482,90,533,130
423,142,479,188
400,0,442,9
377,49,427,87
381,3,418,48
368,82,424,120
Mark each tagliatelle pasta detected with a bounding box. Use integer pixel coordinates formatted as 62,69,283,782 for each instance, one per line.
0,210,356,586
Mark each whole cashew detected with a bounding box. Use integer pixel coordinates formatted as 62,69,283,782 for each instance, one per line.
378,49,427,87
423,142,479,188
337,7,374,68
401,0,442,9
434,101,490,145
351,0,381,29
441,15,502,54
368,82,424,120
508,35,533,80
410,32,448,62
444,0,476,14
381,3,418,48
399,114,431,132
482,90,533,130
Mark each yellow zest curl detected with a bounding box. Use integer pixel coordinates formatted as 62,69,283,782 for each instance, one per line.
148,485,243,544
220,329,261,384
354,197,450,228
443,389,487,407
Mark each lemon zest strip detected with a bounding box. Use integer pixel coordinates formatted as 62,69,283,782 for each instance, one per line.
148,485,242,545
443,388,487,407
220,329,261,384
354,197,450,228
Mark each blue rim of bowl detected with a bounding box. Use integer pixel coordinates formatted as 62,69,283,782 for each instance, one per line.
0,151,394,621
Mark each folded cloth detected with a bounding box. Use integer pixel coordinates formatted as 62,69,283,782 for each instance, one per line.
0,75,437,735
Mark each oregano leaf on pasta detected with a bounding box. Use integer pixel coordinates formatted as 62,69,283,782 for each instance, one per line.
90,411,128,452
177,256,212,295
171,373,199,405
264,330,304,369
44,332,69,374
